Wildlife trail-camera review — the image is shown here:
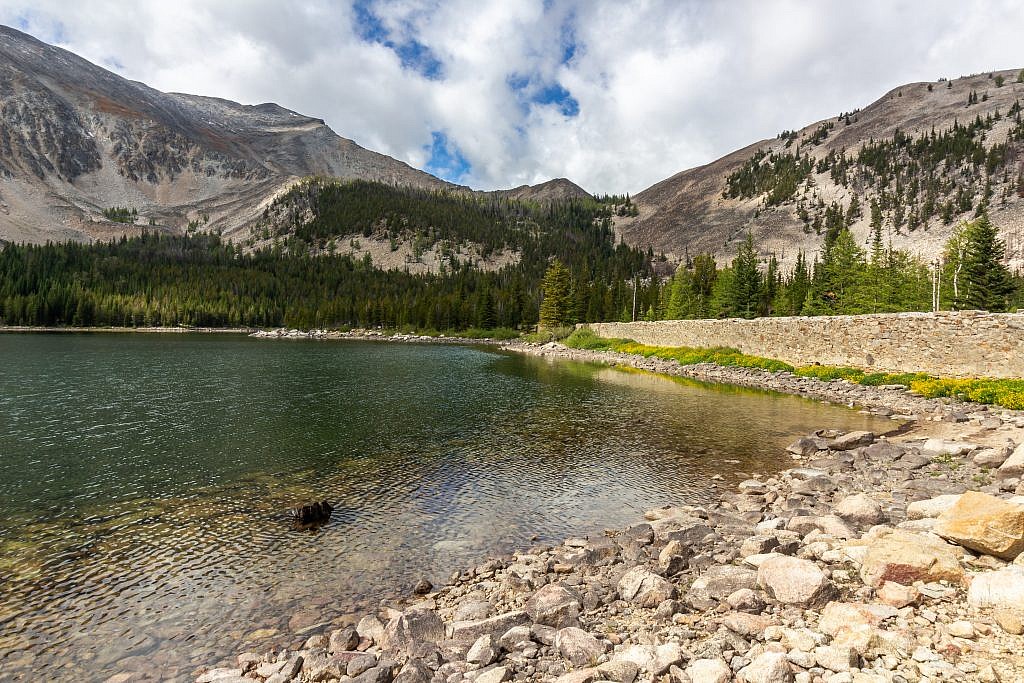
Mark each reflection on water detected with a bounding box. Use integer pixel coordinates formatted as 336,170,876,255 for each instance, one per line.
0,335,890,681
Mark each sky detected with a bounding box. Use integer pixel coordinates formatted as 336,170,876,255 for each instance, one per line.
3,0,1024,194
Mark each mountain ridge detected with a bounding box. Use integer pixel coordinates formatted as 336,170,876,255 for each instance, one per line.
0,25,588,245
616,69,1024,270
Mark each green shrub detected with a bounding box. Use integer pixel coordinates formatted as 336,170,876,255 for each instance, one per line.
523,326,574,344
795,366,866,382
455,327,520,340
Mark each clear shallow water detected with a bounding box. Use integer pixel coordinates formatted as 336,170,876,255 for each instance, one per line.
0,334,889,681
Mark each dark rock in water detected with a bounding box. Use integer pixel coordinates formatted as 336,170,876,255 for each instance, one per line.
290,500,334,527
412,578,433,595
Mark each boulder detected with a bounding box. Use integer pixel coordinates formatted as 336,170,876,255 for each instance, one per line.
934,490,1024,559
813,645,859,672
617,566,676,607
393,660,432,683
858,529,965,587
787,437,823,457
449,611,530,643
380,609,444,653
554,670,600,683
875,581,920,608
356,615,386,644
906,495,961,520
328,626,359,654
658,540,692,575
967,566,1024,609
612,644,656,672
466,634,499,666
994,608,1024,635
650,643,683,675
997,442,1024,479
921,438,976,456
721,612,773,637
688,564,758,601
525,584,582,628
786,515,854,539
597,660,639,683
474,667,510,683
555,627,605,668
862,441,907,461
738,651,793,682
833,494,885,526
818,602,898,637
974,445,1012,468
757,556,837,607
829,431,875,450
497,625,532,651
685,658,732,683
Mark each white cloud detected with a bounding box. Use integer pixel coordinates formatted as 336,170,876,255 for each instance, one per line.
2,0,1024,194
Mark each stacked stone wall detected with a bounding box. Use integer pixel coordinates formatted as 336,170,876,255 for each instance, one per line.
586,311,1024,378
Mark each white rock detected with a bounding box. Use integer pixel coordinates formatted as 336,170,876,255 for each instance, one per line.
685,658,732,683
967,566,1024,609
738,651,793,682
757,556,837,607
906,494,961,520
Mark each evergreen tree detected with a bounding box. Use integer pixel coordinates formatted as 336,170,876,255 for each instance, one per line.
958,214,1016,311
784,251,811,315
730,233,762,318
538,258,573,328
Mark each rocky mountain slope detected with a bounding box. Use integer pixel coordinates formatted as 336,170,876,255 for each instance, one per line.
618,69,1024,271
0,26,585,246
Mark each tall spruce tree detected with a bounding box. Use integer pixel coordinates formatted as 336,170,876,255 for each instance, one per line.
959,214,1016,311
538,258,573,328
731,233,762,318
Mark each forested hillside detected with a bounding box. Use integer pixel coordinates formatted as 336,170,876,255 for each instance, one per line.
620,69,1024,273
0,182,651,330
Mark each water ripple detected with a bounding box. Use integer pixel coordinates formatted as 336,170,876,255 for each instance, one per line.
0,334,889,682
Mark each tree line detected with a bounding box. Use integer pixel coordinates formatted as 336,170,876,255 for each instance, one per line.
539,214,1021,326
0,183,653,331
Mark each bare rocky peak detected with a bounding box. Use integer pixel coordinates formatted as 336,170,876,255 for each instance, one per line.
491,177,592,202
619,69,1024,271
0,25,457,243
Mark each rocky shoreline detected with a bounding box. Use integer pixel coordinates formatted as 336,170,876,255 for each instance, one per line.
248,328,501,344
187,341,1024,683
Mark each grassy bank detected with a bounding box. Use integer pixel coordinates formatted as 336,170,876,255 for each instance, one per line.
564,327,1024,410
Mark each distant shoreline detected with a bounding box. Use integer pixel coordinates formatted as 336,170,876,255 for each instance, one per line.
0,325,253,334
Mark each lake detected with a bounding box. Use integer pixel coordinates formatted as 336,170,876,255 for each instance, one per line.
0,333,889,681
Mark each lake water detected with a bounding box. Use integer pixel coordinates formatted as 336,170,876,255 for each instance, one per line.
0,334,889,681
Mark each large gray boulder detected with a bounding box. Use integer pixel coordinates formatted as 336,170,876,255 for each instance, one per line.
833,493,885,527
525,583,582,628
555,627,605,668
757,556,837,608
617,566,677,607
380,609,444,653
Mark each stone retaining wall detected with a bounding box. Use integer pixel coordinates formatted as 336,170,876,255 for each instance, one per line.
586,311,1024,378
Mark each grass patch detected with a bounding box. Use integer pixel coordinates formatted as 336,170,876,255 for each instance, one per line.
563,328,795,373
565,326,1024,411
523,326,575,344
452,327,520,340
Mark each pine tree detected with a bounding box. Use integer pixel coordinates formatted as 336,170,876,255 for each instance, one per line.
538,258,573,328
785,251,811,315
959,214,1016,311
730,233,762,318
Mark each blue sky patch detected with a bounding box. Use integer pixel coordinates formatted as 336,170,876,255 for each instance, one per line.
424,131,470,183
508,73,580,118
559,12,578,65
352,0,444,80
